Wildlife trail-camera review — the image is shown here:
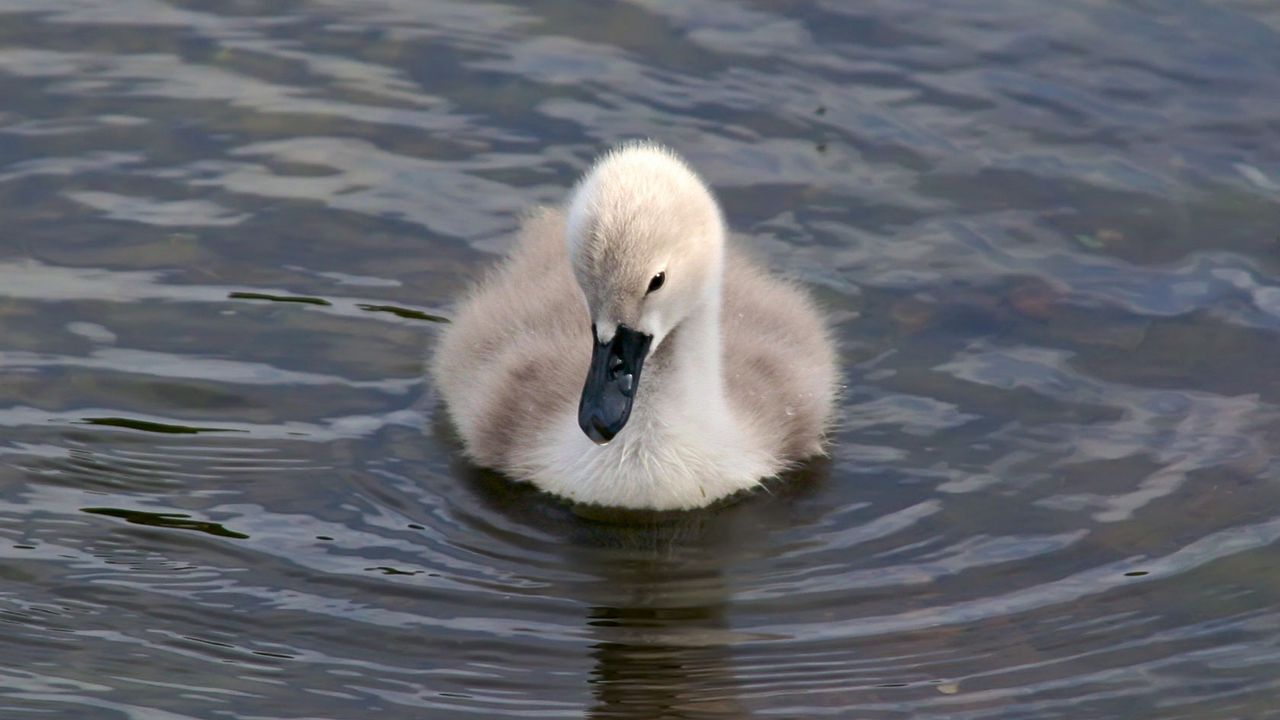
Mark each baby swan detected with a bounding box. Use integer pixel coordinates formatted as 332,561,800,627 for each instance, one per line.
432,143,837,510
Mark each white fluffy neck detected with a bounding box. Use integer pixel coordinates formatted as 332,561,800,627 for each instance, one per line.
637,279,729,430
531,267,773,509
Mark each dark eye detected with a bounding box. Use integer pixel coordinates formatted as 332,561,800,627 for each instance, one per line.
646,271,665,295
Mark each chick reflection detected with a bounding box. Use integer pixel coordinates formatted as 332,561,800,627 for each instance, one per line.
440,413,831,718
582,557,743,719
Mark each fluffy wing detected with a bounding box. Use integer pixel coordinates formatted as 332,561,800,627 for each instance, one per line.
431,209,589,470
722,248,839,460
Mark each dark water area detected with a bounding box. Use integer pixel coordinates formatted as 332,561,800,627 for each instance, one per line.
3,1,1280,718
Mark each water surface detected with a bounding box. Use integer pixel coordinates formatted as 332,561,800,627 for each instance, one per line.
3,1,1280,718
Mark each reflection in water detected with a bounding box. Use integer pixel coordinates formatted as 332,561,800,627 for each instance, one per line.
457,446,835,717
577,471,834,717
586,576,742,719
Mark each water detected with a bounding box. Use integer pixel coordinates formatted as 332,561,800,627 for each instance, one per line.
2,1,1280,717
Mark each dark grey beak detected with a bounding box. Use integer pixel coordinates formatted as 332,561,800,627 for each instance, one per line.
578,324,653,444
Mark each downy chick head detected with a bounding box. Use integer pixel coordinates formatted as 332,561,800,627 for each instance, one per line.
565,142,726,443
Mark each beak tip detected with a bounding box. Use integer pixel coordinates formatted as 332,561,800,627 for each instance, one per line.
582,416,616,445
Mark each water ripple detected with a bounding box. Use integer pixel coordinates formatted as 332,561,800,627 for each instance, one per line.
2,1,1280,718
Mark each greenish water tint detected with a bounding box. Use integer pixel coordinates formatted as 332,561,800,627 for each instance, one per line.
81,507,250,539
2,1,1280,718
77,417,243,434
229,291,334,306
356,303,451,323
